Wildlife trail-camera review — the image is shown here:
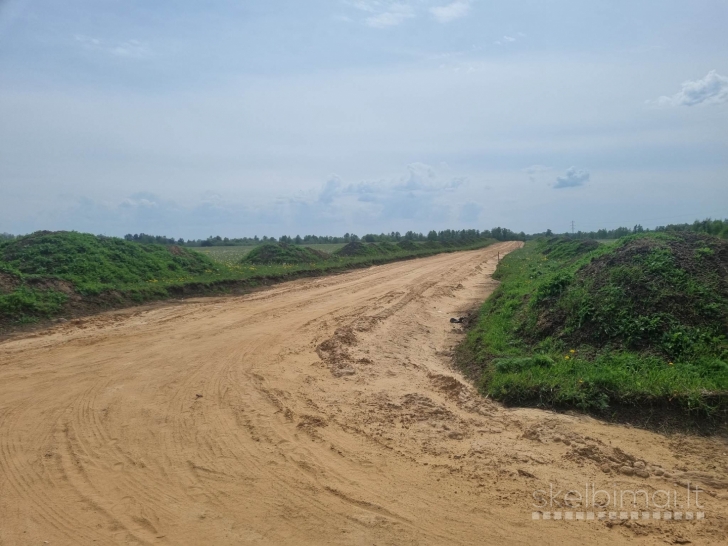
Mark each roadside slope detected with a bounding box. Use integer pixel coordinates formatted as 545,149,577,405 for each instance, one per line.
460,233,728,422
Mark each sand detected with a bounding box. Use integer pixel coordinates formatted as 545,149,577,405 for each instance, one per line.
1,242,726,545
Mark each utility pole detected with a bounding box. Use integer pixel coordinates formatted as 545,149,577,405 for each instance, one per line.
571,220,575,234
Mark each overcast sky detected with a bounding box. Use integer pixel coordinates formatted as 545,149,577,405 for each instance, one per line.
1,0,727,238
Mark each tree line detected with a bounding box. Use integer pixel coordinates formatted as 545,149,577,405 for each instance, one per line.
5,218,723,248
121,227,526,247
528,218,728,241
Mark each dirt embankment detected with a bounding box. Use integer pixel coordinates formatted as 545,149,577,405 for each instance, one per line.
1,242,727,545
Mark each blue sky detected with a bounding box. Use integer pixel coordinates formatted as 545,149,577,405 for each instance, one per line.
1,0,726,238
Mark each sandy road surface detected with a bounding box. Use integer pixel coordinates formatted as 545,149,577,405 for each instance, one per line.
1,242,727,545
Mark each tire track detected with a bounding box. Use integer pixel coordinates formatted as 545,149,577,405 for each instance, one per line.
2,242,727,545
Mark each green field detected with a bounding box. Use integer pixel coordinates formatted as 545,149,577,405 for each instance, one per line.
195,244,345,265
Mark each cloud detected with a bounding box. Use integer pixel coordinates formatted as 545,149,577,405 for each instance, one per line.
398,162,436,190
554,167,590,189
110,40,150,59
349,2,415,28
494,33,523,46
366,8,415,28
315,163,466,223
344,180,379,195
524,164,552,182
430,1,471,23
650,70,728,107
445,177,466,190
74,34,150,59
319,174,343,203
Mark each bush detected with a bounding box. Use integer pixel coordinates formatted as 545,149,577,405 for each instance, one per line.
0,287,68,320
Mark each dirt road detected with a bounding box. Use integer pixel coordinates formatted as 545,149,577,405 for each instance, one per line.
1,243,727,545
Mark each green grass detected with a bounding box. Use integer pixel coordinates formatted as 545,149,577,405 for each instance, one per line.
1,231,217,294
196,244,345,265
0,231,221,323
0,232,495,328
460,233,728,420
195,246,255,264
242,243,332,265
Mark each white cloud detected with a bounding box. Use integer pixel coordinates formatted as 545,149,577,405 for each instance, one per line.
430,1,471,24
399,162,436,190
311,164,468,223
110,40,150,59
349,1,416,28
74,34,150,59
495,34,522,46
74,34,100,46
319,175,343,203
366,6,415,28
445,177,466,190
650,70,728,107
524,164,552,182
554,167,590,189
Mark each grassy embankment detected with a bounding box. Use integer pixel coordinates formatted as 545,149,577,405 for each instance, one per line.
459,233,728,422
0,231,495,328
196,243,345,264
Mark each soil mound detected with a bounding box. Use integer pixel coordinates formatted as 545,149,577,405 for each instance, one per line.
242,243,330,265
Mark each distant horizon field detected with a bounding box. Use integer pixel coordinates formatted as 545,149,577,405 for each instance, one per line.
195,243,346,264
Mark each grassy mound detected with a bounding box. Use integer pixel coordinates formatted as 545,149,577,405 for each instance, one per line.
534,233,727,354
0,231,218,322
376,242,400,254
397,240,419,251
335,241,383,257
1,231,215,291
242,243,329,265
460,233,728,420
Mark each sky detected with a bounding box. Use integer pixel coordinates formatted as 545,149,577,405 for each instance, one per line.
1,0,727,239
